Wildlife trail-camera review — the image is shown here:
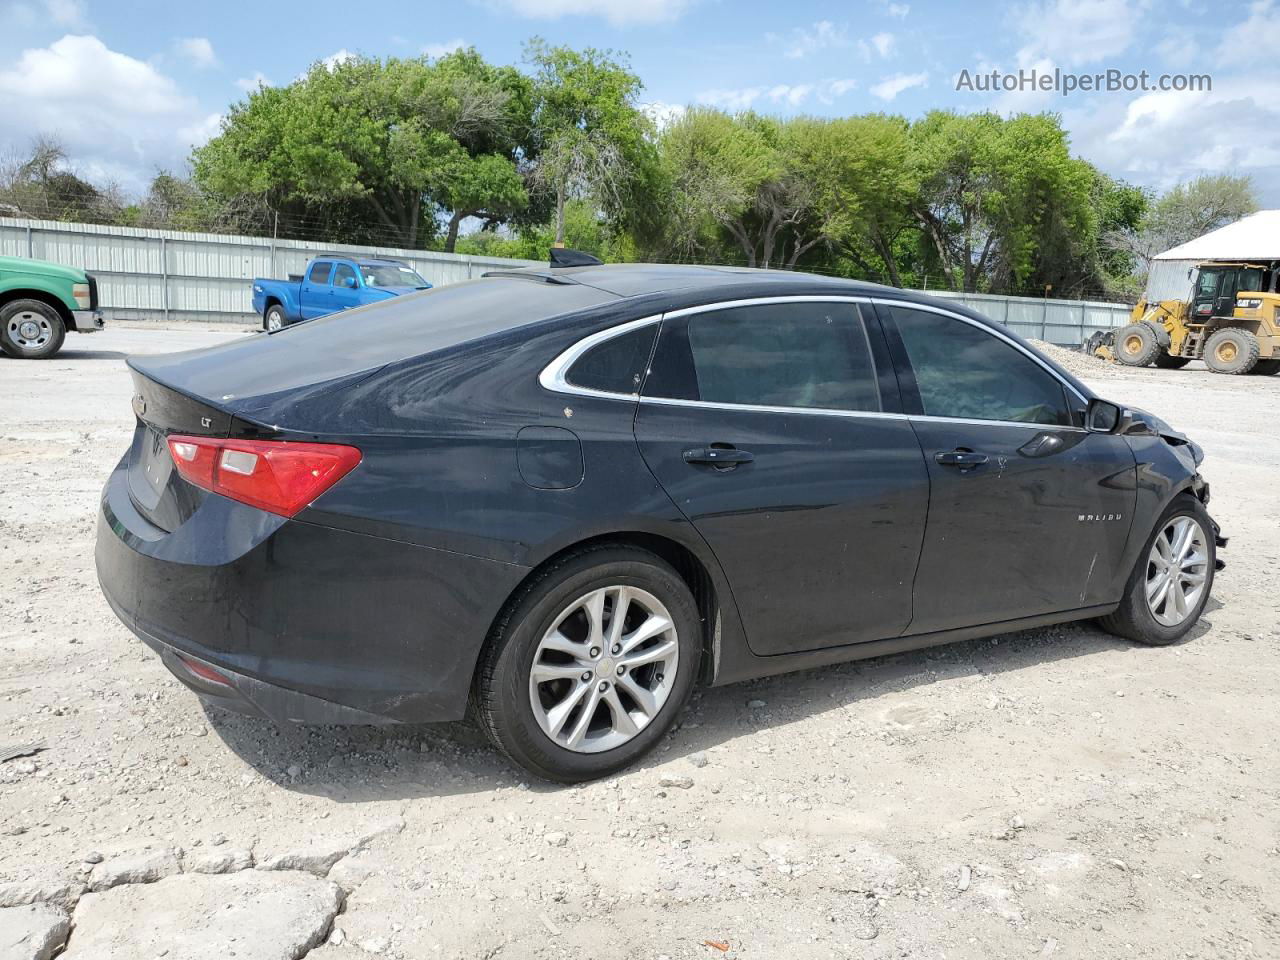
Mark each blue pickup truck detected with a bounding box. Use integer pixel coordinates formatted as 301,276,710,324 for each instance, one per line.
252,255,432,330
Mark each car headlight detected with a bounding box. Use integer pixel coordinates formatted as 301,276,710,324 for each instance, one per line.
72,282,91,309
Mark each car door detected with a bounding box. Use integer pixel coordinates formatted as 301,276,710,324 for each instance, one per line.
633,298,930,656
300,260,334,320
330,262,361,312
877,302,1137,635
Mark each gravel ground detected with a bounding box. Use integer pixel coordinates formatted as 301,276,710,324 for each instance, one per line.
2,328,1278,959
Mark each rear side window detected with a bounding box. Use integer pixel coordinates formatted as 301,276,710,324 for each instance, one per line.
307,261,333,284
565,324,657,395
887,306,1071,426
644,301,881,412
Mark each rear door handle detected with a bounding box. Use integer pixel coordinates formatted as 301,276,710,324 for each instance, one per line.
683,446,754,466
934,450,989,467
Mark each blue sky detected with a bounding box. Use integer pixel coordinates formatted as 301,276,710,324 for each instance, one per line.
1,0,1278,204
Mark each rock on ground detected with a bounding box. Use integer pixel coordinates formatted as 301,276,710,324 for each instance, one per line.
86,848,181,892
0,880,84,913
62,871,343,960
0,903,70,960
182,847,254,875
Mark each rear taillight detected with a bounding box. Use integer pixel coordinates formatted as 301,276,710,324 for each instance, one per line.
167,435,361,518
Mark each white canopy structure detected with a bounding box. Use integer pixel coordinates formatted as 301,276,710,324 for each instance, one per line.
1146,210,1280,301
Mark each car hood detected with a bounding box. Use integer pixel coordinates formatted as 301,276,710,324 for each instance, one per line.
0,254,84,282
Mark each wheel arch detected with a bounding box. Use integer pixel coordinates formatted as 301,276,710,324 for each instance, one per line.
0,288,75,330
475,530,731,691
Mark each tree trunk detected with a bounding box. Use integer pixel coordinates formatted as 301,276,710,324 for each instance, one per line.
443,210,468,253
871,229,902,287
554,181,566,246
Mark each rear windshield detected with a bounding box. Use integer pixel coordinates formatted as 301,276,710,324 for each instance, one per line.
131,277,620,405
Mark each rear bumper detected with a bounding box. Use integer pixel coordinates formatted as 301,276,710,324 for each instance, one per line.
95,455,528,723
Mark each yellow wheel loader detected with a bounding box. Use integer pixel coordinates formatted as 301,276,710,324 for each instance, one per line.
1091,262,1280,375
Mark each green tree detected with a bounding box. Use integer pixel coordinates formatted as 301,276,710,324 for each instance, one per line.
908,111,1095,293
192,50,531,249
787,114,917,283
525,39,652,246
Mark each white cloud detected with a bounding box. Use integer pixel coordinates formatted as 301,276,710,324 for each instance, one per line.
0,34,212,191
320,48,356,70
780,20,848,59
869,71,927,101
423,38,467,58
480,0,692,25
871,0,909,17
235,72,270,92
696,78,859,111
697,86,766,111
1013,0,1148,68
642,100,686,129
1069,73,1280,200
44,0,87,27
858,31,897,60
175,37,218,69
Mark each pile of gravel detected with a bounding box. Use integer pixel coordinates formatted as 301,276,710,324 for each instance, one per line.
1029,338,1121,379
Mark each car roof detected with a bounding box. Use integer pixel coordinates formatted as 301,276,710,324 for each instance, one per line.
486,261,886,300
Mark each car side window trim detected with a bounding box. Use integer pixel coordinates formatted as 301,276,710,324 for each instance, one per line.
539,315,662,400
538,295,1088,430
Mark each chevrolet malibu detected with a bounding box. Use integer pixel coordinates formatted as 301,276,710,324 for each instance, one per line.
96,261,1223,782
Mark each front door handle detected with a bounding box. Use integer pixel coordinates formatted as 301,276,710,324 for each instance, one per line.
934,450,989,468
683,446,754,467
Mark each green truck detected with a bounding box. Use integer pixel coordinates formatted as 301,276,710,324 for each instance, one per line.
0,254,105,359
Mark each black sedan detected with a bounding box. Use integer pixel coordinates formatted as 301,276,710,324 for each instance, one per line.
96,260,1222,782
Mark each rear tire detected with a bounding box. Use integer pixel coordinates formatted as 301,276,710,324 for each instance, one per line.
474,545,701,783
1114,323,1160,366
1250,358,1280,375
1152,353,1192,369
1203,328,1260,374
264,305,286,332
1,299,66,359
1096,494,1215,646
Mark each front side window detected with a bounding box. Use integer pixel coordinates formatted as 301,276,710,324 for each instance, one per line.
307,261,333,284
887,306,1071,426
332,263,357,288
643,301,881,412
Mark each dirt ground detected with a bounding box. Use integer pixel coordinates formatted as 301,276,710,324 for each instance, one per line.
2,326,1278,959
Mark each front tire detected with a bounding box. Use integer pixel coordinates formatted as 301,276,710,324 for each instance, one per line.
264,305,286,332
1097,495,1215,646
1,299,66,359
1114,323,1160,366
474,545,701,783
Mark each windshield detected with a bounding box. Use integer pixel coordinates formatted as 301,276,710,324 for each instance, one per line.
361,263,428,288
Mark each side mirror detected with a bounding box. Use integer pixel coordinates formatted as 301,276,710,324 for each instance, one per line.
342,275,358,289
1085,398,1123,433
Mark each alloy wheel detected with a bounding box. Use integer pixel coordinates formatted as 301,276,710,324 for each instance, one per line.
528,585,679,753
1145,516,1208,627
